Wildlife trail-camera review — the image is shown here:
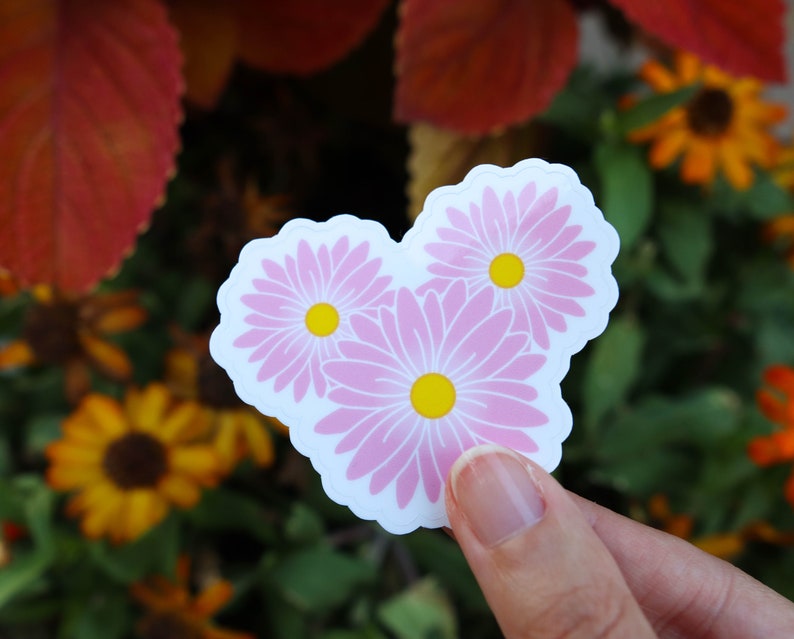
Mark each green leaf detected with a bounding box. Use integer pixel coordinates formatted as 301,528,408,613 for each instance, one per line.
0,478,56,608
186,487,276,544
582,316,644,428
378,578,457,639
284,503,325,545
594,143,653,250
88,513,179,583
59,589,131,639
400,530,488,613
269,546,375,614
615,84,699,135
658,202,712,281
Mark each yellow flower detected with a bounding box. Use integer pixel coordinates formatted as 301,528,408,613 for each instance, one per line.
629,51,786,190
0,288,147,402
165,331,283,474
46,383,221,544
132,556,253,639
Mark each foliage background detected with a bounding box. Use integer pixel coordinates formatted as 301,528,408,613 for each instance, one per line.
2,1,794,638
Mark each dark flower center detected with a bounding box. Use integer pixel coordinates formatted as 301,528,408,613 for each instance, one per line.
686,88,734,137
197,355,240,409
22,301,82,364
103,432,168,489
138,611,203,639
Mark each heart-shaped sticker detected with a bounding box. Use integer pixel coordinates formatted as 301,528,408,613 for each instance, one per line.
211,158,619,533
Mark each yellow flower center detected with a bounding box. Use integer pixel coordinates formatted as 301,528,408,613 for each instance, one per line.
489,253,525,288
410,373,456,419
686,88,734,137
305,302,340,337
103,432,168,489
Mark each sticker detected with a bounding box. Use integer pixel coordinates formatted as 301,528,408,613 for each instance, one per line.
211,158,620,534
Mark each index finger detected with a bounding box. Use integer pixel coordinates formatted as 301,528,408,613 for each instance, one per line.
571,494,794,639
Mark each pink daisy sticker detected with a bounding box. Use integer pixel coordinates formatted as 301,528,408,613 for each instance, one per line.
211,217,396,416
306,282,559,531
211,159,619,534
412,162,619,357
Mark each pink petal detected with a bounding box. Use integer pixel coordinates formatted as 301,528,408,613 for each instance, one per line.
324,360,408,394
471,425,540,452
539,305,567,332
418,432,442,503
557,240,595,261
531,206,572,251
331,235,350,265
517,181,537,213
533,290,586,316
529,271,595,297
260,259,289,283
397,289,432,370
533,260,588,277
369,426,423,495
348,411,419,479
297,240,323,300
430,421,467,485
234,328,271,349
315,407,370,435
335,408,396,453
465,332,529,380
445,206,475,235
521,187,558,230
350,314,391,351
396,458,420,509
458,388,539,428
498,353,547,380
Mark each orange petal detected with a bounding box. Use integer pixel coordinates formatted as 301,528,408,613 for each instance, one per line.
719,144,754,190
127,384,171,433
239,411,274,467
46,463,103,491
159,474,201,508
693,533,744,560
79,334,132,380
120,491,168,543
79,393,128,437
169,447,220,484
680,141,717,185
92,306,148,334
191,580,233,618
0,340,35,369
160,401,209,444
638,59,678,92
764,365,794,398
649,128,688,168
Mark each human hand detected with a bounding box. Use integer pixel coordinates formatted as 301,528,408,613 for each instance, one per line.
445,444,794,638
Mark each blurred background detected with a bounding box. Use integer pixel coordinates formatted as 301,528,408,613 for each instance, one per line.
2,1,794,637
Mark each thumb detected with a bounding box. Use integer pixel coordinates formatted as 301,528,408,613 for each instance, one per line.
446,444,656,639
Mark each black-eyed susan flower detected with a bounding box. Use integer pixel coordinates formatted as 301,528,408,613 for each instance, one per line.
0,288,147,402
131,556,253,639
46,383,221,544
629,51,786,190
165,330,282,474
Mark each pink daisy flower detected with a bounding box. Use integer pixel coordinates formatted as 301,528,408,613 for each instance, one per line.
420,183,597,350
232,235,394,402
314,282,548,517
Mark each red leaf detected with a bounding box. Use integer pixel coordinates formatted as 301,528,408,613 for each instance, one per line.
609,0,786,82
234,0,388,74
394,0,579,134
0,0,183,292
